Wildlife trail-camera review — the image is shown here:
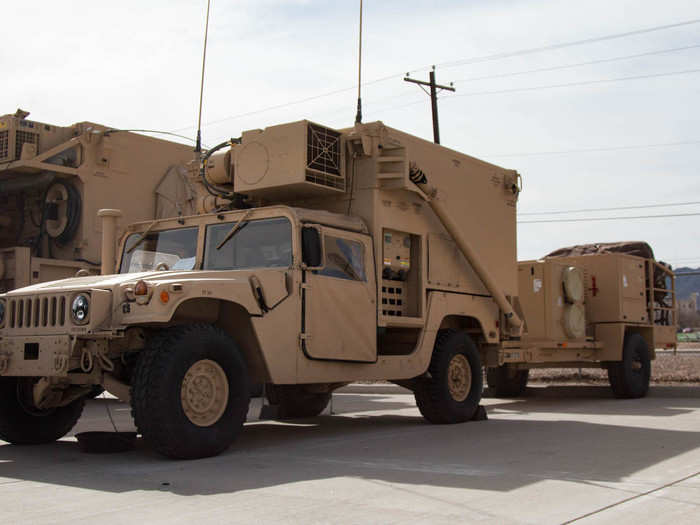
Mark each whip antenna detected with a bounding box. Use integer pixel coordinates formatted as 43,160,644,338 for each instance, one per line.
195,0,212,154
354,0,363,124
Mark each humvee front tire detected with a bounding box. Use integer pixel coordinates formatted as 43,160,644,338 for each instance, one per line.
414,330,483,424
131,324,250,459
269,385,331,419
607,333,651,399
486,365,529,397
0,377,85,445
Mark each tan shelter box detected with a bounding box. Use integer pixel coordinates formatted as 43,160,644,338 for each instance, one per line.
518,259,586,342
547,253,648,324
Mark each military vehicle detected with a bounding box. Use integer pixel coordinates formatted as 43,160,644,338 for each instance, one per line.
0,109,206,292
0,119,677,459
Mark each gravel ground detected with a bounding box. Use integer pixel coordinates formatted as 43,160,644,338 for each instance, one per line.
530,343,700,385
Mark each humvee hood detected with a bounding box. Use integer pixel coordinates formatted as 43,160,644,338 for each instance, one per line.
3,270,207,295
1,269,290,312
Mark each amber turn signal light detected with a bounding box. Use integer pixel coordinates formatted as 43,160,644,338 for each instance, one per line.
160,290,170,303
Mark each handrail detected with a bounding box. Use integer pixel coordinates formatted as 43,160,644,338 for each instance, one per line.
646,258,677,327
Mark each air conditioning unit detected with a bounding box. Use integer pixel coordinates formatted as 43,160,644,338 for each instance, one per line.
233,120,345,200
0,111,75,163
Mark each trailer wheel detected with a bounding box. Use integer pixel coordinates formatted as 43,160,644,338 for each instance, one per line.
131,324,250,459
0,377,84,445
268,385,331,419
486,366,529,397
414,329,483,424
607,333,651,399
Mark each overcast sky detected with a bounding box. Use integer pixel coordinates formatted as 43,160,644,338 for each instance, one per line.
4,0,699,267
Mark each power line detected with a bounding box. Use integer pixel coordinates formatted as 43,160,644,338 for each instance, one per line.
519,212,700,224
374,68,700,117
487,140,700,158
443,68,700,100
519,201,700,216
102,128,207,147
430,18,700,71
171,73,402,132
454,44,700,84
173,18,700,134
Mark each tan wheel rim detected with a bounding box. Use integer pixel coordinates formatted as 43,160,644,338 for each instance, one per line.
448,354,472,402
180,359,229,427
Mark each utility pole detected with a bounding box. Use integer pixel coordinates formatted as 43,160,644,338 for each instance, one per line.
404,66,455,144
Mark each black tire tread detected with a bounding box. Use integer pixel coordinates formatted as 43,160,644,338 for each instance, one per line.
0,378,85,445
607,333,651,399
414,329,483,424
131,324,249,459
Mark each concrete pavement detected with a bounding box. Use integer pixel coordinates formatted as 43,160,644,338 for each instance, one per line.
1,384,698,524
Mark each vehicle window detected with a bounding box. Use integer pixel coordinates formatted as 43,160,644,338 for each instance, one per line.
119,227,198,273
317,235,366,281
203,217,292,270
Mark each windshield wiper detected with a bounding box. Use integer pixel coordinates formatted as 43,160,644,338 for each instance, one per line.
126,220,159,254
216,209,254,250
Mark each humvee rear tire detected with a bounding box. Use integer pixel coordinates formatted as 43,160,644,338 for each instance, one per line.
414,330,483,424
131,324,250,459
486,366,529,397
0,377,85,445
607,333,651,399
269,385,331,419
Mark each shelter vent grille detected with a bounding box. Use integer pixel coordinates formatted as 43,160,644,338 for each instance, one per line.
0,130,8,160
15,130,38,159
381,282,406,317
305,123,343,190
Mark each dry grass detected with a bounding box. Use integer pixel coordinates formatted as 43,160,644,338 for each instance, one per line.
530,343,700,385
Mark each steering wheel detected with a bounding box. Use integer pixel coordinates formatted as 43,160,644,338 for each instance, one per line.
155,262,170,271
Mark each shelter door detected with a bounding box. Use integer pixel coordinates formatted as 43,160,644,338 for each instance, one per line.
302,227,377,362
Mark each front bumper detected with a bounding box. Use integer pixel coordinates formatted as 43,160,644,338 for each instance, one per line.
0,335,73,377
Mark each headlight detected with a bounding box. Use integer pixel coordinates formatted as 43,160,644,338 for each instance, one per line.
71,294,90,324
0,299,5,328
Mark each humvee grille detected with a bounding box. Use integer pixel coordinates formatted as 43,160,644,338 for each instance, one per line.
0,130,8,160
7,295,67,329
15,130,39,159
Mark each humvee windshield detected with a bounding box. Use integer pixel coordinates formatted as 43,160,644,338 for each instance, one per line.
119,227,198,273
118,217,292,274
203,217,292,270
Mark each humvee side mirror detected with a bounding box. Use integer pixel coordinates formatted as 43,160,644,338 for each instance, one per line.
301,226,322,268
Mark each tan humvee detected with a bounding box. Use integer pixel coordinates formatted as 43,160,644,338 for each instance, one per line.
0,120,677,458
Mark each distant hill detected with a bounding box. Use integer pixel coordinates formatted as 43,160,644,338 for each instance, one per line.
675,267,700,300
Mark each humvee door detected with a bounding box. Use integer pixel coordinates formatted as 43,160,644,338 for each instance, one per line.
302,227,377,362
